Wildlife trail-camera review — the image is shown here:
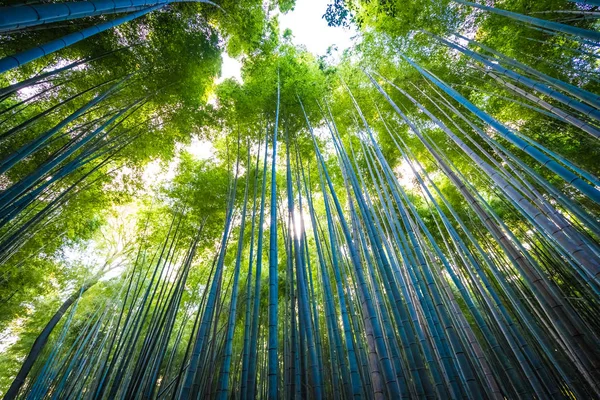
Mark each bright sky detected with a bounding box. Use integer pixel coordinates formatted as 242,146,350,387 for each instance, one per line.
219,0,357,82
279,0,357,56
179,1,359,182
218,54,242,83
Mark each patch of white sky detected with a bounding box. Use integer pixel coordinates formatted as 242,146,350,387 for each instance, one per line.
197,0,357,175
279,0,357,58
186,136,217,161
217,0,357,84
217,55,243,84
140,136,216,190
393,159,418,191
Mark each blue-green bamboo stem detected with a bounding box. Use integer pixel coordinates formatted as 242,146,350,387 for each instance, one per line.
0,6,160,74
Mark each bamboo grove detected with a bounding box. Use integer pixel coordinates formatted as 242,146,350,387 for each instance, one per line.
1,0,600,399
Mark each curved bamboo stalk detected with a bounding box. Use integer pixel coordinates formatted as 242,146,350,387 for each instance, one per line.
0,0,219,33
454,0,600,42
0,6,161,74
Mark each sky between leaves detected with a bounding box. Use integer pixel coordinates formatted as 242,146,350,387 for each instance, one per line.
189,0,356,178
220,0,356,83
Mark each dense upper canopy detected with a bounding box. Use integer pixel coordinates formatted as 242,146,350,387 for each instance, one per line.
0,0,599,399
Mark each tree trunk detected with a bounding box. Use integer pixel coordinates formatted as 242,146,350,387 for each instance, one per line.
4,279,97,400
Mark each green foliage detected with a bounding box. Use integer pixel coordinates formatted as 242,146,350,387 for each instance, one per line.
1,0,600,398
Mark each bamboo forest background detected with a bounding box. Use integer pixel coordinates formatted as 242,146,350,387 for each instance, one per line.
0,0,599,398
